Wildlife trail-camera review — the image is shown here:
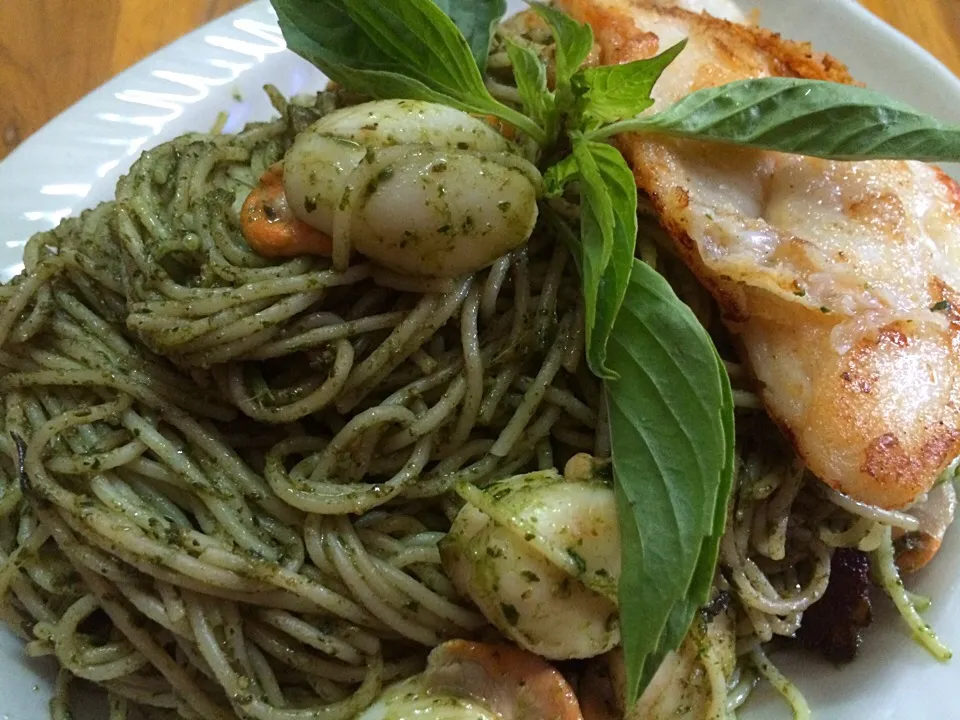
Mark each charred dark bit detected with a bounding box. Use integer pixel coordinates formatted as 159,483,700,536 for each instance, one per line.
702,590,732,621
10,432,30,496
894,530,926,557
796,548,873,662
262,203,280,222
10,432,47,506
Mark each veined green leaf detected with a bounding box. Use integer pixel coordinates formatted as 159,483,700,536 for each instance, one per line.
642,345,734,696
505,39,555,139
605,258,734,705
690,348,735,616
433,0,507,73
574,41,687,126
272,0,546,144
528,2,593,110
568,138,637,379
542,153,579,197
589,77,960,161
274,0,484,98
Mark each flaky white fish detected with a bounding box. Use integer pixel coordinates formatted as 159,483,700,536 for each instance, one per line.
558,0,960,510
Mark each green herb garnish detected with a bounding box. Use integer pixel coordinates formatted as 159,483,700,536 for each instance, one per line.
545,138,637,378
606,259,735,702
433,0,507,73
272,0,545,143
588,77,960,161
574,41,687,127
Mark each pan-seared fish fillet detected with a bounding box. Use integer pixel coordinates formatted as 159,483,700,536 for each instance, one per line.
558,0,960,509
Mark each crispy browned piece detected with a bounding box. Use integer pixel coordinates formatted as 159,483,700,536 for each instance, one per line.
558,0,960,511
796,548,873,662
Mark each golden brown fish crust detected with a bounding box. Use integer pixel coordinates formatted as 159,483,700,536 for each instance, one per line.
558,0,960,509
558,0,855,82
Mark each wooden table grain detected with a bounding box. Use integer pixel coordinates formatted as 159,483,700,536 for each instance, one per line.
1,0,958,161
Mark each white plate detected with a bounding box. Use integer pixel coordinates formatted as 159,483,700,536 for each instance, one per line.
1,1,958,718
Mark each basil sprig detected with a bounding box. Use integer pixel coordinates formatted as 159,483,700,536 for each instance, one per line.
527,3,594,112
502,3,594,147
545,139,637,379
574,41,687,127
271,0,960,705
589,77,960,161
505,39,557,143
547,134,734,705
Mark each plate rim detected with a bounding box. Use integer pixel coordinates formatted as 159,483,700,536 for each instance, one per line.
4,0,960,173
0,1,959,718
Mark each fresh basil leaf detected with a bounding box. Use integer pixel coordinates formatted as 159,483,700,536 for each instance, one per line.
574,41,686,126
589,77,960,161
542,153,579,197
605,258,734,705
505,39,555,138
272,0,546,145
433,0,507,73
274,0,483,98
569,138,637,379
644,346,734,696
528,2,593,108
690,350,735,609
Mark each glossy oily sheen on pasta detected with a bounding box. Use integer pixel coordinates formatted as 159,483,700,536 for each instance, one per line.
0,3,958,720
0,91,601,719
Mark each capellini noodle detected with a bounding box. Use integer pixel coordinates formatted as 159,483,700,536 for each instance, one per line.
0,8,955,720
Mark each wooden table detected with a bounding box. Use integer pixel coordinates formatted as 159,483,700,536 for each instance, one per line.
1,0,958,161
